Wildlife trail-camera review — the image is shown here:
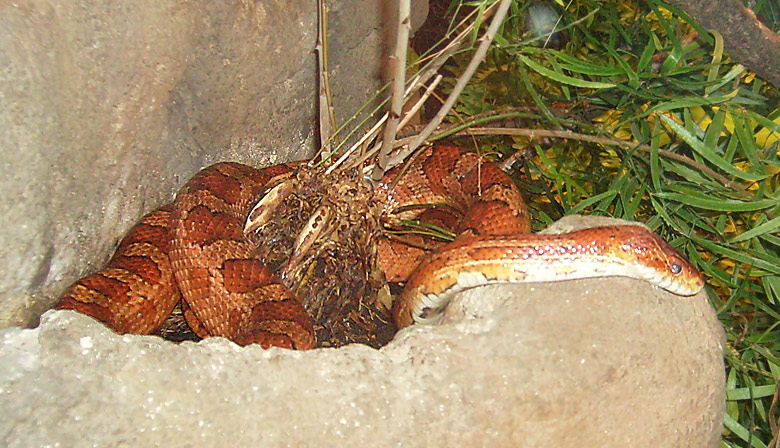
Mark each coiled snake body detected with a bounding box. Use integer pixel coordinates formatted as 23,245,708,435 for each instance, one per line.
57,145,704,348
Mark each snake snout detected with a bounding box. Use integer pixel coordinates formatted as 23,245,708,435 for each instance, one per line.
648,236,705,296
616,227,704,296
663,253,705,296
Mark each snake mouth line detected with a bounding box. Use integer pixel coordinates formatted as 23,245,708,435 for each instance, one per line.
409,267,702,327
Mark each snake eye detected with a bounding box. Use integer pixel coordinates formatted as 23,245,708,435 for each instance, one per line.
670,262,683,276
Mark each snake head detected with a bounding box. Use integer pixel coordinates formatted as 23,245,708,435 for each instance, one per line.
655,248,704,296
617,226,705,296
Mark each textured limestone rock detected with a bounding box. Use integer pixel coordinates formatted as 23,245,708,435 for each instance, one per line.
0,0,428,329
0,217,725,447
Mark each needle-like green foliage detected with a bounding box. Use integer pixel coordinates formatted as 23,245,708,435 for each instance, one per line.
421,1,780,445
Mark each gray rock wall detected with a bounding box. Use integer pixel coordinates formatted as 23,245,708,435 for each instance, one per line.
0,0,427,328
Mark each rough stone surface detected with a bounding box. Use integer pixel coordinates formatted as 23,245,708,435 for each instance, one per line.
0,0,428,329
0,217,725,447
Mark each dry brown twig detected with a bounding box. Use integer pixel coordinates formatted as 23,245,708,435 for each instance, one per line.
372,0,411,180
340,75,442,173
457,126,754,198
389,0,514,167
316,0,338,158
332,0,510,176
769,378,780,448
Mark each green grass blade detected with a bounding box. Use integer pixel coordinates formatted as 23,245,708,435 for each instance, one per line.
722,412,769,448
654,192,780,212
659,114,769,182
730,215,780,243
519,55,616,88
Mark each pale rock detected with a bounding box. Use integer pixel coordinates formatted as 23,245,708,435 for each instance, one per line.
0,217,725,447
